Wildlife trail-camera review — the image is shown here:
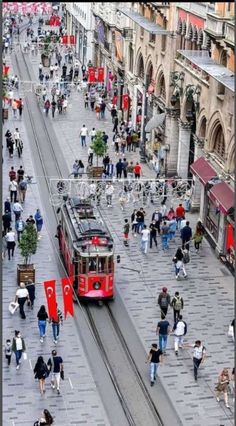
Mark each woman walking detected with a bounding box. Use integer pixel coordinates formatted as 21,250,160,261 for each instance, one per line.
192,221,204,253
37,305,48,343
114,134,121,156
34,409,54,425
33,356,49,395
12,330,26,369
131,209,138,236
215,368,230,408
172,247,187,279
78,160,85,177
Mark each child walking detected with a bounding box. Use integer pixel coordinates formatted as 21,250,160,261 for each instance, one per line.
123,219,130,247
5,339,12,366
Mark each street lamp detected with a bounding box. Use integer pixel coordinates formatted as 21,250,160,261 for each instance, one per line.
163,143,170,177
140,74,149,163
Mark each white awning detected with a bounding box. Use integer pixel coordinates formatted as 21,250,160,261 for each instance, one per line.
117,9,171,35
145,113,166,132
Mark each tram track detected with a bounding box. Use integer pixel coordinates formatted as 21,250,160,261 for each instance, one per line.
11,26,180,426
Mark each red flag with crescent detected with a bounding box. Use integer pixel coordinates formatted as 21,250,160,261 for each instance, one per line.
44,280,57,320
61,277,74,319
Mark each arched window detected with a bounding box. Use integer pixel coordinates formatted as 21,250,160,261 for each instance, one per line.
191,26,198,50
177,18,182,35
157,73,166,100
180,21,186,49
197,29,203,50
137,54,144,79
199,117,207,138
213,125,226,159
220,50,227,67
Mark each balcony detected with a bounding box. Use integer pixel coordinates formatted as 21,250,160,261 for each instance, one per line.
224,22,234,47
205,13,226,39
175,2,214,18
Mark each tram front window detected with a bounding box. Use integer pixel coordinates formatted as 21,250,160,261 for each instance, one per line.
89,258,97,272
88,257,106,273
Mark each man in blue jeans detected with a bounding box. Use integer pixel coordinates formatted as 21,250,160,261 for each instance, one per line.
50,304,63,344
80,124,88,147
156,314,171,354
146,343,163,386
161,221,169,250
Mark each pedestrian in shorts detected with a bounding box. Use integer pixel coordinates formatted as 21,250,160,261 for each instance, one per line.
123,219,130,247
47,350,64,395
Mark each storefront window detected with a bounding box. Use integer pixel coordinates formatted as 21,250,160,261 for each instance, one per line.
206,199,220,241
225,222,235,269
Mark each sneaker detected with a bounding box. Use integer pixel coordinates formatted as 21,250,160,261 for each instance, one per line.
40,337,43,343
57,389,60,395
150,381,154,386
184,275,188,279
175,351,178,356
51,383,55,389
225,404,230,409
176,275,179,280
216,397,220,402
194,376,197,381
53,339,57,344
16,365,20,370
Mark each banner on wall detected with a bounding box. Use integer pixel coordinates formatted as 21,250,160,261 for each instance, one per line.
114,31,123,62
88,67,96,83
122,94,129,110
97,67,104,82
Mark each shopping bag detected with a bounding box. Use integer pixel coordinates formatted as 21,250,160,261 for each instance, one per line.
228,325,234,338
23,352,27,360
8,302,19,315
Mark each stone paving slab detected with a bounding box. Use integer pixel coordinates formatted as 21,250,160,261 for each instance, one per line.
2,52,110,426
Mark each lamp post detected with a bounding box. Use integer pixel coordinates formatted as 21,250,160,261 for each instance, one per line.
139,73,149,163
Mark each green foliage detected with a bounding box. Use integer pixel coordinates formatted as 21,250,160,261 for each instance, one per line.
19,224,38,265
2,75,8,98
90,130,107,166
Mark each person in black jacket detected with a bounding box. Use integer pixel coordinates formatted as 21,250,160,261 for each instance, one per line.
33,356,49,395
116,159,123,179
180,221,192,251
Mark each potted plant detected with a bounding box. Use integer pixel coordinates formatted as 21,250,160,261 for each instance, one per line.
89,130,108,177
2,74,9,120
17,224,38,285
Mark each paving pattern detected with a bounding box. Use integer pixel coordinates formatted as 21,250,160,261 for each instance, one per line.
3,20,234,426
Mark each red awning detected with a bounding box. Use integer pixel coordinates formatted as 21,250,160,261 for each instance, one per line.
190,156,217,185
209,182,234,215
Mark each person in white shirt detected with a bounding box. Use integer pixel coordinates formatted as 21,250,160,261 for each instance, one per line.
13,201,23,221
180,218,187,230
88,146,94,166
141,225,150,254
62,98,68,113
183,340,206,381
6,227,16,260
15,282,30,319
160,203,167,218
9,179,18,203
80,124,88,147
105,183,114,207
172,315,187,356
89,127,96,142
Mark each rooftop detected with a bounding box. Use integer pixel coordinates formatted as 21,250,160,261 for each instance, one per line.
177,50,234,92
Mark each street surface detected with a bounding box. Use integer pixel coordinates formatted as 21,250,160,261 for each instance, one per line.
3,15,234,426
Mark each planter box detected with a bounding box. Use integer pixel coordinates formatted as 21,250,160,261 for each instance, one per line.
17,264,35,285
87,166,104,178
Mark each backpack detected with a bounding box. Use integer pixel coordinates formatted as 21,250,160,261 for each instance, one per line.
160,295,168,307
182,251,190,264
174,296,182,311
19,181,27,190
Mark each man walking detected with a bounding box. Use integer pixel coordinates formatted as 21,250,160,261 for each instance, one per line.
172,314,187,356
183,340,206,381
157,287,171,317
181,221,192,251
47,350,64,395
160,221,169,251
25,279,36,309
171,291,184,323
105,182,114,207
156,314,171,354
6,227,16,260
80,124,88,147
50,304,63,344
149,220,158,249
116,159,123,179
145,343,163,386
175,203,185,230
2,210,12,235
15,282,30,319
18,179,27,203
140,225,150,254
15,217,25,242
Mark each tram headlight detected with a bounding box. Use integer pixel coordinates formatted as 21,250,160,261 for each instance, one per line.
93,281,101,290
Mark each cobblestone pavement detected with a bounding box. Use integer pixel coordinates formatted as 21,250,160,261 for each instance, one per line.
3,25,234,426
3,51,110,426
29,51,234,426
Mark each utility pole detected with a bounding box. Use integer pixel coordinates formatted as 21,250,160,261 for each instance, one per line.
140,72,148,163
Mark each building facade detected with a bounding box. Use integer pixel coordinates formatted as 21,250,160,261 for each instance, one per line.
65,2,94,66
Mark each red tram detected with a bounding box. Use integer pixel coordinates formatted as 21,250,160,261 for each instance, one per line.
57,197,114,301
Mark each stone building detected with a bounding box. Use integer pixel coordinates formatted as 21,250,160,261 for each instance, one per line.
81,2,235,266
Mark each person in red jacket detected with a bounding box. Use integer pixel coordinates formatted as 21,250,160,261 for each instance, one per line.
175,204,185,230
133,162,142,179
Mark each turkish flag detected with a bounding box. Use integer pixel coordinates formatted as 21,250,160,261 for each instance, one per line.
55,16,60,26
44,280,57,320
70,35,75,45
122,94,129,110
61,35,68,45
3,65,10,75
61,277,74,319
88,67,96,83
112,95,118,105
97,67,104,82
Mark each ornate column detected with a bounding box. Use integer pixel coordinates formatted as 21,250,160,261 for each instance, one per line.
191,135,205,211
164,108,180,176
177,119,192,179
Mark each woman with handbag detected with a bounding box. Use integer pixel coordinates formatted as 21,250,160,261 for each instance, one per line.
172,247,187,280
33,356,49,395
11,330,26,369
215,368,230,408
34,409,54,425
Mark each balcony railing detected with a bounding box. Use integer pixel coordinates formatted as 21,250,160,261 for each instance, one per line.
205,13,226,38
175,2,214,18
224,22,234,45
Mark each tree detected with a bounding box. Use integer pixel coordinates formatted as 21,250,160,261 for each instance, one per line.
19,224,38,265
90,130,108,166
